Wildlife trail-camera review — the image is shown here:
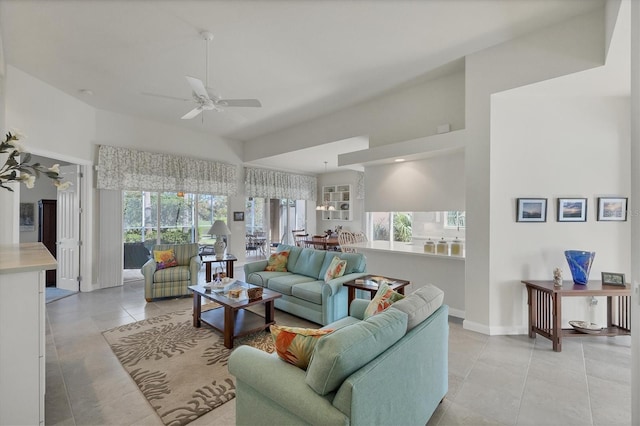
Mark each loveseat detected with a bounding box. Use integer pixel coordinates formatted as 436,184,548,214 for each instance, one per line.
229,285,449,426
243,244,367,325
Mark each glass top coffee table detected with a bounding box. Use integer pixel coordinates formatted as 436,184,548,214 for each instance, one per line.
188,281,281,349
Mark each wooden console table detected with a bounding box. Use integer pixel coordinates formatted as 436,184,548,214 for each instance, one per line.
522,280,631,352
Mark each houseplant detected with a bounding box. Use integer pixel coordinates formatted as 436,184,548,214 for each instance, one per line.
0,130,68,192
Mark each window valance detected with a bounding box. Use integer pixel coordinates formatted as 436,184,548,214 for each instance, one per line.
96,145,238,195
245,167,317,201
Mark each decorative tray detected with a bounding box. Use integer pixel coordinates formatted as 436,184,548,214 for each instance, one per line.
203,280,235,292
568,320,602,334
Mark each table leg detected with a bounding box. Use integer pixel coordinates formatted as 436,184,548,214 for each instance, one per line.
347,287,356,307
552,293,562,352
226,260,234,278
607,296,613,328
223,307,235,349
527,286,535,338
193,293,202,327
205,262,212,283
265,300,275,327
397,286,406,296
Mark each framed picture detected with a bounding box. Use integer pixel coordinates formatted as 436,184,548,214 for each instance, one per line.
233,211,245,221
19,203,35,232
516,198,547,222
601,272,626,286
557,198,587,222
597,197,628,221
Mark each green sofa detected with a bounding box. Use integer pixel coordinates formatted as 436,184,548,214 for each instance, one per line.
243,244,367,325
229,285,449,426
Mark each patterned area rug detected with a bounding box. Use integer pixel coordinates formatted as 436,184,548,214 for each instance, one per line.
102,308,274,426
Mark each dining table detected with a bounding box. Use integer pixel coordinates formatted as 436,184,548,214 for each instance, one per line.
304,237,340,250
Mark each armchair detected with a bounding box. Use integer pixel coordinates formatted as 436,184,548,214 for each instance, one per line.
141,243,201,302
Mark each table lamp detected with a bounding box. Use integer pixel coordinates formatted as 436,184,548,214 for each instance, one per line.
209,220,231,259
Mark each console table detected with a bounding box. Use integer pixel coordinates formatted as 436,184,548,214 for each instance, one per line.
202,254,237,281
522,280,631,352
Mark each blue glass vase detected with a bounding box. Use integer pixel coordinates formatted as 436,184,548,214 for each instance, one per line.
564,250,596,285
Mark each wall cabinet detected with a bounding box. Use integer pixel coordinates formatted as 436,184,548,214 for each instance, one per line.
322,185,351,221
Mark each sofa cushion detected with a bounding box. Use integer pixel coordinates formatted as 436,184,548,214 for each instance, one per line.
391,284,444,331
153,248,178,270
270,325,334,370
305,308,408,395
245,271,290,287
324,256,347,282
363,281,405,319
291,248,326,278
153,265,190,283
265,250,289,272
291,281,324,305
268,275,318,296
318,252,365,279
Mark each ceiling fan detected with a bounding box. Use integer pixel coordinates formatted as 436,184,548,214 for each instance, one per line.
143,31,261,120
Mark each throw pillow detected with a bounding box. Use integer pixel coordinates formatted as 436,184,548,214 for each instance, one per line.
153,249,178,270
391,284,444,331
265,250,290,272
270,325,334,370
324,256,347,282
363,281,405,319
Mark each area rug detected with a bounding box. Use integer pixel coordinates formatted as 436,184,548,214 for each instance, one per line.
45,287,78,304
102,308,274,426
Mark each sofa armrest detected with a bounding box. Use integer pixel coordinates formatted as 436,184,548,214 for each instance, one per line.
324,272,368,295
348,299,369,320
189,256,202,285
229,346,348,425
244,260,268,277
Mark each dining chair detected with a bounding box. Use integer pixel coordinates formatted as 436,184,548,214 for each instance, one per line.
292,229,309,247
311,235,327,250
338,230,357,253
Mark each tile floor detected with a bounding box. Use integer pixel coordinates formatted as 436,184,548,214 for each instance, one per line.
45,264,631,426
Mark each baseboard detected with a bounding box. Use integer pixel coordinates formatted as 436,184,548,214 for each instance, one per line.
462,319,528,336
448,307,465,319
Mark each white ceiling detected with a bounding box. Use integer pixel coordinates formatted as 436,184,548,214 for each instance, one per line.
0,0,610,173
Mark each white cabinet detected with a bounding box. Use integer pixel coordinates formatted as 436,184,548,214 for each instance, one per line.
322,185,351,221
0,243,56,426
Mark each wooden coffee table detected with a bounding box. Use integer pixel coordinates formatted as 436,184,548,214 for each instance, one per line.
343,274,410,305
189,282,281,349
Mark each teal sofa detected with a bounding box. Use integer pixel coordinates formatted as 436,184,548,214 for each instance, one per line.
229,285,449,426
243,244,367,325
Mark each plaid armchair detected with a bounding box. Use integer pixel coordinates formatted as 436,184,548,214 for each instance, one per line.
141,243,201,302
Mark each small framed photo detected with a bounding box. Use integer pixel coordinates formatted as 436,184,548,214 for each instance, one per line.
19,203,35,232
557,198,587,222
597,197,628,221
601,272,626,286
233,211,245,221
516,198,547,222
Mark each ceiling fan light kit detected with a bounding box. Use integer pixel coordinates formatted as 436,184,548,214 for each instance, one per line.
144,30,261,120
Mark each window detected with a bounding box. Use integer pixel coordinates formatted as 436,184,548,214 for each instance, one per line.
123,191,227,247
445,211,465,229
368,212,412,242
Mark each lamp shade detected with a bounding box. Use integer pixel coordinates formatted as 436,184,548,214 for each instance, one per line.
209,220,231,236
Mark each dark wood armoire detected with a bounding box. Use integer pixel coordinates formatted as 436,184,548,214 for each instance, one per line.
38,199,57,286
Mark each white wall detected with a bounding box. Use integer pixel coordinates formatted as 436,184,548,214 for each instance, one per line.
490,95,630,333
244,71,465,161
364,151,464,212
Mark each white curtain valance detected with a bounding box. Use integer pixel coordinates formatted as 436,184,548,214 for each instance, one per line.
96,145,238,195
356,172,365,200
245,167,317,201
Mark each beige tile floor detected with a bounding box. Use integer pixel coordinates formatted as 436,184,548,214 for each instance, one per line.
45,264,631,426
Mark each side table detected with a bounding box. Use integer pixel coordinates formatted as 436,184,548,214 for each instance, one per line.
202,254,237,282
343,274,410,306
522,280,631,352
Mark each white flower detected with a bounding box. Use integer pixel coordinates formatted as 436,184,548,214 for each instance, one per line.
11,141,25,153
9,128,25,140
48,164,60,174
21,173,36,188
54,181,72,191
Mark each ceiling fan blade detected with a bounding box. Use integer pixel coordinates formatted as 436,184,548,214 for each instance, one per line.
181,106,204,120
216,99,262,108
141,92,191,102
185,76,210,100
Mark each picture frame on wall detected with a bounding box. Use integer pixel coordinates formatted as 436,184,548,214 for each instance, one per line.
233,211,245,221
597,197,628,221
557,198,587,222
601,272,626,286
19,203,35,232
516,198,547,222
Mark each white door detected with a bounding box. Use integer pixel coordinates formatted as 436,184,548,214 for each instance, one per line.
56,165,81,292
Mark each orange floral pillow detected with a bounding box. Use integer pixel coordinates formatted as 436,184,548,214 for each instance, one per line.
324,256,347,282
363,281,405,319
153,249,178,270
270,325,333,369
265,250,289,272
